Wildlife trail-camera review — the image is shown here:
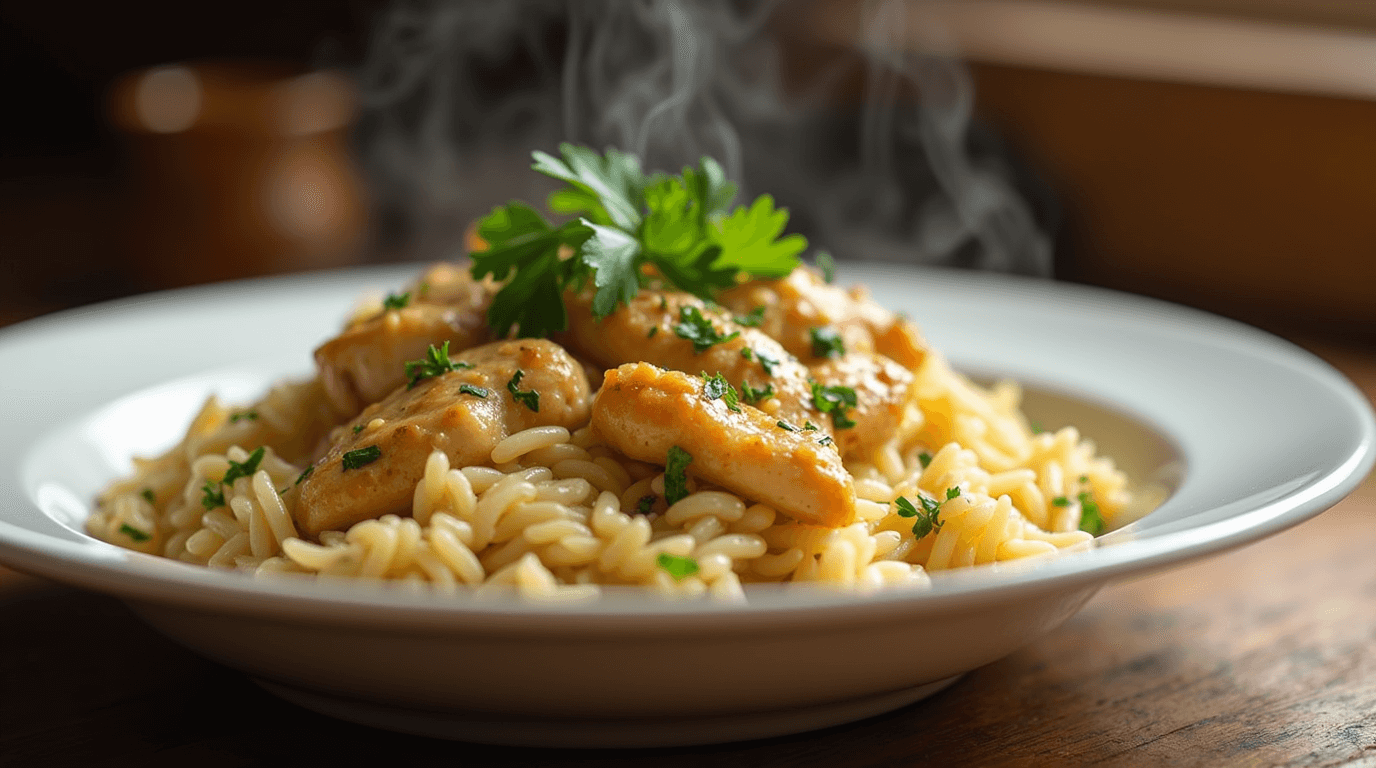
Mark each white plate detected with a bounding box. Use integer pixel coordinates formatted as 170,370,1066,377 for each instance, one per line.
1,263,1371,747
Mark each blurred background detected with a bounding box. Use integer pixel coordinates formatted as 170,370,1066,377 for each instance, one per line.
4,0,1376,341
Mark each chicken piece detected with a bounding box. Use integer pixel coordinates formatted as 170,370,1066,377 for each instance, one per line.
314,268,497,415
296,339,590,537
592,363,855,527
561,289,910,459
718,266,928,369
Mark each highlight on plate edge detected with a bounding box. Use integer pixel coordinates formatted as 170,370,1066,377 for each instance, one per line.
87,143,1149,601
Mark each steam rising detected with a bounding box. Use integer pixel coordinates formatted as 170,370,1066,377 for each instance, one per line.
352,0,1052,275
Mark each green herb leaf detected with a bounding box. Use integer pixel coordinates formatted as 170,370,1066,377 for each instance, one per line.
664,445,693,505
673,305,740,353
635,495,657,515
382,292,410,311
740,380,774,403
342,446,382,471
140,488,155,504
229,411,258,423
894,493,946,539
918,451,932,468
755,348,780,376
533,143,650,230
405,341,474,388
469,202,591,338
119,523,152,543
581,220,644,318
647,326,658,338
507,370,540,412
1052,496,1070,507
710,194,806,277
740,347,754,361
776,420,800,432
817,435,835,447
352,424,365,434
201,479,225,510
701,372,741,412
656,552,701,581
815,251,836,284
809,327,845,359
1078,491,1105,535
457,383,490,398
735,306,766,327
222,447,266,487
294,465,314,486
810,381,858,430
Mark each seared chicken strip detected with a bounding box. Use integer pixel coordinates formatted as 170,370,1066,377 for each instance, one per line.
562,288,910,458
315,266,497,416
592,363,855,527
719,266,928,369
296,339,591,536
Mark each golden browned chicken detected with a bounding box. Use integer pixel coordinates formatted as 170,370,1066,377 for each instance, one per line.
296,339,591,536
314,266,497,416
718,266,928,369
592,363,856,527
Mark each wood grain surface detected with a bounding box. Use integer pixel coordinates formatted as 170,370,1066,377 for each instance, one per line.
2,336,1374,767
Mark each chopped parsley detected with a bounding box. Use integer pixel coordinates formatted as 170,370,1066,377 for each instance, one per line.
140,488,155,504
294,465,314,486
701,372,741,412
457,383,491,398
229,411,258,423
810,381,858,430
635,495,657,515
467,144,804,338
803,421,819,431
1052,496,1070,507
776,420,800,433
918,451,932,469
664,446,693,505
222,447,266,487
740,347,754,361
656,552,701,581
647,326,658,338
1030,420,1045,434
817,435,835,447
201,480,225,510
353,424,365,434
673,305,740,353
894,489,957,539
755,348,781,376
740,380,774,403
659,295,668,311
735,306,766,327
405,341,473,388
506,370,540,412
815,251,836,284
342,446,383,470
1078,491,1105,535
382,291,411,311
119,523,152,543
809,326,845,358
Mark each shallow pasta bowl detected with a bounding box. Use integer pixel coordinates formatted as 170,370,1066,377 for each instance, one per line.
0,263,1371,747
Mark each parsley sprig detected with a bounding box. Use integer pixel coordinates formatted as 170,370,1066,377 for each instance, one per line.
469,143,807,337
810,381,858,430
894,487,960,539
405,342,473,388
664,446,693,505
507,370,540,412
701,372,741,412
809,327,845,358
673,305,740,353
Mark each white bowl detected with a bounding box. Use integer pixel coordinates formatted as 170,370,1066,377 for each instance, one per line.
1,263,1370,747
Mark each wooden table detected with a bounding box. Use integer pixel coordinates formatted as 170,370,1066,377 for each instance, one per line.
2,334,1374,767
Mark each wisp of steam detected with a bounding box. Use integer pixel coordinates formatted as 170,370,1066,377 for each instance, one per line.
350,0,1053,276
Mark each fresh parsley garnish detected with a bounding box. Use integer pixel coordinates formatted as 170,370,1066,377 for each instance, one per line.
673,305,740,353
776,420,800,432
140,488,155,504
701,372,741,412
405,341,473,388
294,465,314,486
458,383,490,398
803,421,819,431
647,326,658,338
222,447,266,487
894,491,953,539
1078,491,1105,535
382,291,411,311
656,552,701,581
740,380,774,403
229,411,258,423
201,480,225,510
342,446,383,471
815,251,836,284
735,306,766,327
810,381,858,430
468,144,805,338
664,446,693,505
754,348,780,376
635,495,656,515
506,370,540,412
809,327,845,358
918,451,932,469
1052,496,1070,507
119,523,152,543
1030,420,1045,434
817,435,835,447
352,424,365,434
